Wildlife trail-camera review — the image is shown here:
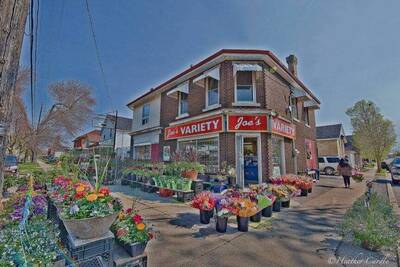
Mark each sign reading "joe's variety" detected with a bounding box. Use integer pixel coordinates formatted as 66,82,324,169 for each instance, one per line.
271,116,296,139
227,114,268,132
164,115,223,140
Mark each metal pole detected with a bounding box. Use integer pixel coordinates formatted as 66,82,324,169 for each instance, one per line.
113,110,118,181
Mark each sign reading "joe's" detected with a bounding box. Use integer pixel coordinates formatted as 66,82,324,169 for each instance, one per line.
164,115,223,140
271,117,296,139
227,114,268,132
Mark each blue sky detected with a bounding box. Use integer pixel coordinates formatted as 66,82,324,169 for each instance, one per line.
20,0,400,137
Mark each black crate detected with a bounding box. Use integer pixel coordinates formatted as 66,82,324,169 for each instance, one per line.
191,180,204,194
113,245,147,267
65,231,114,267
176,191,194,202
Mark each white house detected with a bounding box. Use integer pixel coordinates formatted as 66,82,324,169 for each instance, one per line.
99,115,132,159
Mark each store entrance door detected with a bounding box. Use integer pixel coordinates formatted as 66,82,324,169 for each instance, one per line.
236,134,262,187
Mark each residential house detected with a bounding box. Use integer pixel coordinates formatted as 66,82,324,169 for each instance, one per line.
344,135,362,168
127,49,321,186
99,115,132,159
73,130,101,149
316,124,347,158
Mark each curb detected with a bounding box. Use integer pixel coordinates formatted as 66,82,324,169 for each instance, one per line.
384,174,400,217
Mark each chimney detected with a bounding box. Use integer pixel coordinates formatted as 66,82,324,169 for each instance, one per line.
286,54,298,77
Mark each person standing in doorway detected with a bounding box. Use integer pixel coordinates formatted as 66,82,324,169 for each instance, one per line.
337,158,353,188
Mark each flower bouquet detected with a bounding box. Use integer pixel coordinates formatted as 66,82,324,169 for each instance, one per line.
112,208,155,257
352,172,364,183
214,198,233,233
269,185,289,212
191,192,216,224
229,198,258,232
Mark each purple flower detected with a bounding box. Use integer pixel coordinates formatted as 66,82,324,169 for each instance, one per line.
70,205,79,215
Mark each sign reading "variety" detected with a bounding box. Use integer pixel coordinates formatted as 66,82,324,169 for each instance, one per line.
227,114,268,132
271,117,296,139
164,115,223,140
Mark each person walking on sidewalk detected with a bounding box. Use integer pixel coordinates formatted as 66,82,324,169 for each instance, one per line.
337,158,353,188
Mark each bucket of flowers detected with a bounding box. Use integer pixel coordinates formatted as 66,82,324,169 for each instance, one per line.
281,184,299,208
214,197,233,233
269,185,289,212
229,197,258,232
261,194,276,217
352,172,364,183
191,191,216,224
112,208,155,257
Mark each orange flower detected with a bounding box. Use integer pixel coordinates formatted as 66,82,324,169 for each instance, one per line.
76,185,85,193
97,193,105,197
136,223,145,231
86,193,98,202
118,212,125,220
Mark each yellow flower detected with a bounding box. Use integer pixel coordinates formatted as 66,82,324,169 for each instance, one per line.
136,223,145,231
97,193,105,197
86,193,98,202
118,212,125,220
76,185,85,193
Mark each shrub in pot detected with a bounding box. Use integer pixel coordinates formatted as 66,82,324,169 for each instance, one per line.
191,192,216,224
112,209,155,257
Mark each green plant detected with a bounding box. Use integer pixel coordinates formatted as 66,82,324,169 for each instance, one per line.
340,192,400,250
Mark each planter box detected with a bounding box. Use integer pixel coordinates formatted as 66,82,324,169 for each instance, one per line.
117,240,147,258
113,244,148,267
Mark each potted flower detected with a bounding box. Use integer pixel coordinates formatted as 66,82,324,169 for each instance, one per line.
269,185,288,212
191,192,215,224
229,198,257,232
261,194,276,217
181,161,205,180
112,209,155,257
281,184,298,208
214,198,232,233
352,172,364,183
250,194,272,222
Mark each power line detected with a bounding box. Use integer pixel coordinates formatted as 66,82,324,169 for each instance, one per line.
84,0,113,108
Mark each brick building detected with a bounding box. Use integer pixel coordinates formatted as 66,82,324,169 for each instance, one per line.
127,49,320,187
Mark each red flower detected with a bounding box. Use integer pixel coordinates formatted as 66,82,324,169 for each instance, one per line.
73,191,85,199
125,208,133,214
63,194,69,200
116,228,128,237
148,232,154,239
99,187,110,196
132,214,143,224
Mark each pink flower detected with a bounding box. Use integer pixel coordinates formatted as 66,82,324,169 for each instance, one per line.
132,214,143,224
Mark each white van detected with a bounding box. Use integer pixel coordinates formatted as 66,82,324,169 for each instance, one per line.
318,156,341,175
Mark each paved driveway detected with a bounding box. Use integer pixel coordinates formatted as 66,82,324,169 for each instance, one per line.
111,175,366,267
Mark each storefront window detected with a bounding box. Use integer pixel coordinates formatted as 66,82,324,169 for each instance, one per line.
178,137,219,173
134,145,151,160
271,137,285,176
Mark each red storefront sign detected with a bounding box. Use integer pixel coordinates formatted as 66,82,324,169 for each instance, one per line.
227,114,268,132
271,117,296,139
164,115,223,140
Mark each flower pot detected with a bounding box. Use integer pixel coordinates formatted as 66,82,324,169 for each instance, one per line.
61,212,119,239
237,216,249,232
281,199,290,208
308,187,312,193
272,199,281,212
250,211,261,222
301,189,308,197
261,206,273,217
199,209,214,224
119,240,147,257
216,216,228,233
182,170,198,180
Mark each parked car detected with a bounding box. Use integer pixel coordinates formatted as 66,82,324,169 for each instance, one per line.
4,155,18,173
318,156,341,175
389,157,400,184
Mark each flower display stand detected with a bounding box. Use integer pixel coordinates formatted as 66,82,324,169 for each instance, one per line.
113,244,148,267
65,230,114,267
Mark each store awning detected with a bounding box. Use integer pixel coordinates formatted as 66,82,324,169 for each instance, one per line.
233,63,262,75
291,86,310,101
304,99,320,109
166,81,189,98
193,66,220,82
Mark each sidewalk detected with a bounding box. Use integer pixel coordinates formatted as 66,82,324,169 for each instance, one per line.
110,175,369,267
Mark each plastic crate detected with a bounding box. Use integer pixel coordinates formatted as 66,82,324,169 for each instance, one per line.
176,191,194,202
191,180,204,194
81,256,106,267
113,245,147,267
65,231,114,267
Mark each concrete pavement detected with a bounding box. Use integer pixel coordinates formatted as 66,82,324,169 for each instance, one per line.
111,175,370,267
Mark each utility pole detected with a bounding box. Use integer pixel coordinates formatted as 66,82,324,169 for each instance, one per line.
0,0,30,198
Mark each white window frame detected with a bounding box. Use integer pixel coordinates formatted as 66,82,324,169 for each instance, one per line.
290,95,299,121
141,103,150,125
178,91,189,118
205,77,220,110
233,71,259,106
133,143,152,161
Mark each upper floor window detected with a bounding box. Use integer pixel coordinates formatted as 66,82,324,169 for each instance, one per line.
206,77,219,107
290,96,299,120
142,104,150,125
179,92,188,115
303,106,310,125
235,71,254,102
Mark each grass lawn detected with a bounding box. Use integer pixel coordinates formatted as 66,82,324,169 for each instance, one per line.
18,162,43,175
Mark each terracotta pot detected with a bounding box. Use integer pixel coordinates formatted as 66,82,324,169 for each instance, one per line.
182,170,198,180
61,212,119,239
